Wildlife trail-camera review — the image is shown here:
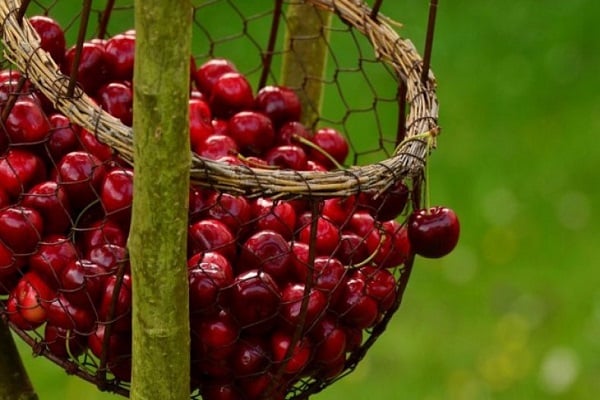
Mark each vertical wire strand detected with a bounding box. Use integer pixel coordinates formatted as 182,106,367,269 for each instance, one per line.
258,0,284,89
67,0,93,97
420,0,439,84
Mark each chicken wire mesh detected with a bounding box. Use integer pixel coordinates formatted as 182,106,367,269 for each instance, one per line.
0,0,441,399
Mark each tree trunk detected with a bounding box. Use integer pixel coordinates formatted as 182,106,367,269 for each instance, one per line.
281,2,333,128
0,319,38,400
129,1,192,399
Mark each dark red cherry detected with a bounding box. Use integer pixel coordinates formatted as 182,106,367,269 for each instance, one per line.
104,33,136,81
29,16,66,65
62,42,109,95
407,206,460,258
0,206,44,254
96,82,133,126
229,270,281,335
255,85,302,128
55,151,107,211
209,72,254,118
4,99,51,144
46,113,81,162
238,230,292,283
22,180,72,235
228,111,275,156
0,149,47,198
195,58,238,96
188,218,236,261
309,127,349,168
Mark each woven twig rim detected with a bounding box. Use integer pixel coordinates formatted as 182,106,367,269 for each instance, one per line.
0,0,439,198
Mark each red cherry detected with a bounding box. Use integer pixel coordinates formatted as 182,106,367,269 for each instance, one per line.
88,324,132,382
255,85,302,128
55,151,107,211
333,232,370,266
271,330,312,375
62,42,109,94
98,273,132,333
28,234,78,287
188,185,211,222
228,111,275,156
209,72,254,118
44,323,86,358
264,145,308,170
6,293,33,329
0,187,10,209
96,82,133,126
188,258,233,315
13,271,54,326
191,310,239,361
189,99,214,150
0,206,44,254
45,293,95,333
322,196,357,226
86,243,129,273
238,230,292,283
77,219,127,254
347,210,376,238
359,181,409,221
305,159,328,172
100,168,134,228
43,323,87,359
334,276,380,329
200,381,243,400
288,241,310,277
46,113,81,163
344,326,363,353
21,180,72,235
251,197,297,240
230,337,271,377
229,269,281,334
276,121,312,147
353,265,397,312
59,259,108,309
195,58,238,96
365,220,411,268
309,127,349,168
0,240,25,280
204,191,251,233
104,33,136,81
407,206,460,258
79,128,114,162
29,15,66,65
4,99,49,145
297,216,341,256
279,282,327,331
309,316,347,364
238,373,287,400
188,218,237,261
194,134,238,160
211,118,229,136
0,148,47,198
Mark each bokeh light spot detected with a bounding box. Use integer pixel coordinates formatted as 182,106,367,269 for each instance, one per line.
538,347,580,394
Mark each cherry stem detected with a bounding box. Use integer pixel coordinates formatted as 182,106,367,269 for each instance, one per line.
293,134,344,170
424,134,434,212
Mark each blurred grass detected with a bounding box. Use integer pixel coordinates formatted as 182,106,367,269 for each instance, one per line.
13,0,600,399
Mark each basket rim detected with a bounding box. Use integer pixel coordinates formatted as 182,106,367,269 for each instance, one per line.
0,0,439,198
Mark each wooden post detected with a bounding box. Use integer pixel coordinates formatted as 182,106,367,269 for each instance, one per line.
129,0,192,399
281,3,333,128
0,319,38,400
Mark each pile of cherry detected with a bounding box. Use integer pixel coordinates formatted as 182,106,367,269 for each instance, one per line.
0,15,459,400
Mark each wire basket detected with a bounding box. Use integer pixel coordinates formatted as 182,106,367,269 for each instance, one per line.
0,0,442,398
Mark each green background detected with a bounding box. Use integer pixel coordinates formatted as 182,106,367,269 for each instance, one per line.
13,0,600,399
